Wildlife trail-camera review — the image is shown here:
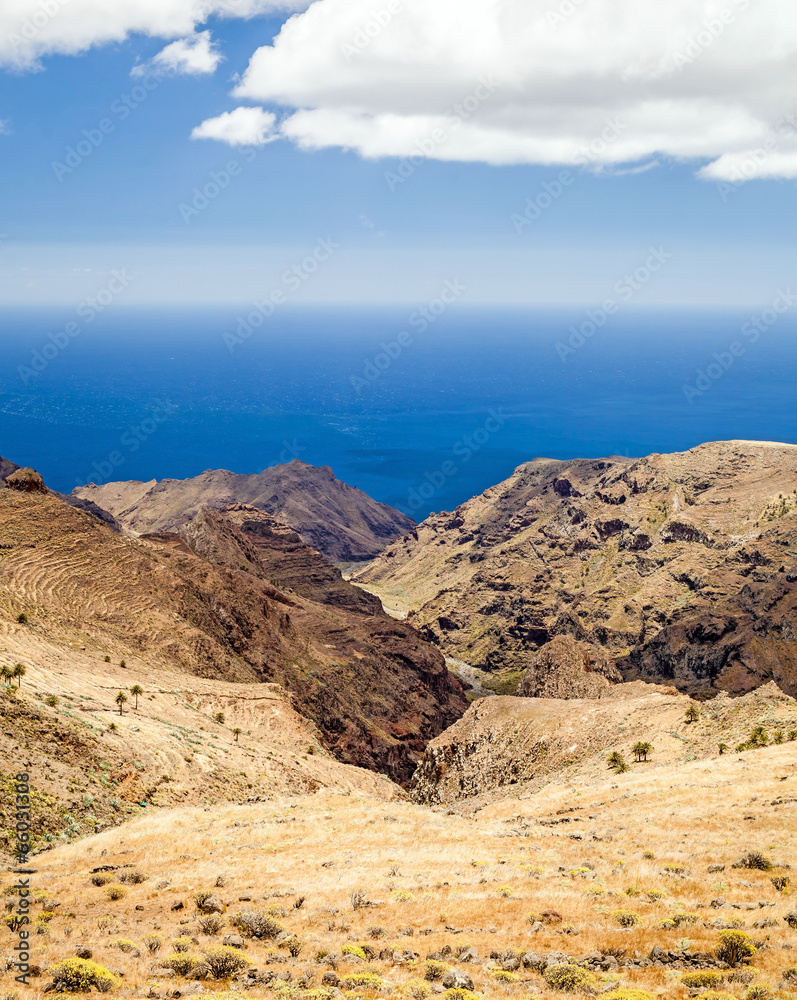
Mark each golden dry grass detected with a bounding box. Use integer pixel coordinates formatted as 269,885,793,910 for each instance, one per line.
4,740,796,1000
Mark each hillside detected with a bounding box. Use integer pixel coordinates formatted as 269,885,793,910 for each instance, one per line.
410,681,797,807
72,460,415,562
355,441,797,697
4,739,797,1000
0,480,466,789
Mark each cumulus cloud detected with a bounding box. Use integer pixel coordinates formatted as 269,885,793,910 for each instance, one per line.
132,30,221,77
222,0,797,181
191,106,277,145
0,0,310,70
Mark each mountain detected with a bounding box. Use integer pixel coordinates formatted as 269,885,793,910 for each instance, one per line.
355,441,797,697
0,472,466,788
72,460,415,562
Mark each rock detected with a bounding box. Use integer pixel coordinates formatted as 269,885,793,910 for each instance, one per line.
198,893,225,914
529,921,544,933
710,899,725,908
708,864,725,873
223,934,245,949
6,468,47,493
74,947,92,959
171,900,185,911
517,636,620,699
459,948,479,963
784,910,797,928
502,957,520,971
442,971,474,991
322,972,340,987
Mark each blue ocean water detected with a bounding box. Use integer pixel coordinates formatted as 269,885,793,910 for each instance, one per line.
1,305,796,520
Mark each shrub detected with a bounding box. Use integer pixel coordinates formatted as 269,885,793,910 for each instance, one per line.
646,890,666,902
284,937,303,958
339,974,387,990
203,945,252,979
172,936,193,953
198,913,225,935
681,971,725,989
716,930,757,966
91,873,115,887
783,968,797,986
497,885,513,897
104,884,127,901
342,945,368,961
192,890,214,910
745,987,772,1000
493,970,519,982
605,991,655,1000
404,979,432,999
160,953,205,977
424,960,448,981
611,910,640,927
118,869,147,885
143,934,163,954
695,993,736,1000
231,909,283,939
111,939,138,953
727,969,758,985
47,958,119,993
734,851,773,872
527,910,542,924
441,992,480,1000
543,964,597,992
670,912,701,928
392,890,414,902
771,876,790,892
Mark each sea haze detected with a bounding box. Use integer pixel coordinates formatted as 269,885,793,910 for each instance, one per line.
1,305,796,520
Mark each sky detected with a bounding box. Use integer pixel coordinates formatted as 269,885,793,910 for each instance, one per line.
2,0,797,307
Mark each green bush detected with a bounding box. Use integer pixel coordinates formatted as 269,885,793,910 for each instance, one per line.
342,945,368,960
744,986,772,1000
734,851,773,872
783,968,797,986
493,970,519,982
142,934,163,954
611,909,640,927
543,964,598,992
404,978,432,999
441,991,480,1000
172,936,193,953
339,974,387,990
160,953,205,977
696,993,736,1000
681,971,724,989
203,945,252,979
118,869,147,885
605,990,655,1000
424,960,448,981
91,873,115,887
198,913,225,935
111,939,138,953
47,958,119,993
104,884,126,901
716,930,757,966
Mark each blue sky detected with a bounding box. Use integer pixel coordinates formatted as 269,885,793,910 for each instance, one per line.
2,1,797,307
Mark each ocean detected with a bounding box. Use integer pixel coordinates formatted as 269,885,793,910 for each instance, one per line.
2,305,796,520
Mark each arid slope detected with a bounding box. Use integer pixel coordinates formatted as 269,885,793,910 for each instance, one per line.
355,441,797,696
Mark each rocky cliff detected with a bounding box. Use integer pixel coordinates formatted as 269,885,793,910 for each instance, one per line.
356,441,797,697
72,459,415,562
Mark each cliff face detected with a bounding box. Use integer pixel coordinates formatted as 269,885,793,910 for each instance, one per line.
517,635,621,698
356,441,797,697
0,488,465,785
72,460,415,562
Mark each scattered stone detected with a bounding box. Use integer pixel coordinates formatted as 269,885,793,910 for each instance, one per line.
223,934,245,949
442,971,474,991
708,864,725,873
74,947,92,959
171,900,185,911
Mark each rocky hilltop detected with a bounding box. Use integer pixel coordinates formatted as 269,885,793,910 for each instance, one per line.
0,470,465,787
356,441,797,697
72,459,415,562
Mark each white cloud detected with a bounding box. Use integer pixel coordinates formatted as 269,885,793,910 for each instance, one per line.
225,0,797,181
132,30,221,77
191,105,277,145
0,0,310,70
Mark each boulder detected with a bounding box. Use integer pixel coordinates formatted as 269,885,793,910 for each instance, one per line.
223,934,245,949
442,971,474,991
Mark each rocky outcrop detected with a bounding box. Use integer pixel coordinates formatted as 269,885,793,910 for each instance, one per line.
72,460,415,562
5,467,47,493
517,636,621,699
356,441,797,697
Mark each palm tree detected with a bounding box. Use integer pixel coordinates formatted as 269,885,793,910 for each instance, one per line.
233,728,242,743
130,684,143,709
685,705,700,723
607,750,627,773
214,711,225,724
115,691,128,715
718,742,729,755
1,666,12,687
12,664,26,688
632,741,652,762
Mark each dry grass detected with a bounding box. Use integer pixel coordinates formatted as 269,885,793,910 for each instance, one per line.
3,741,796,1000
